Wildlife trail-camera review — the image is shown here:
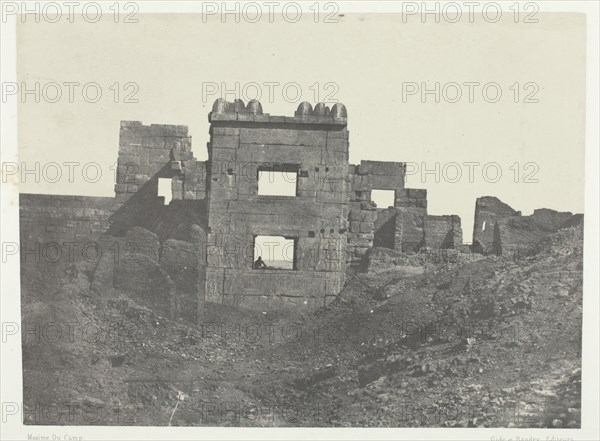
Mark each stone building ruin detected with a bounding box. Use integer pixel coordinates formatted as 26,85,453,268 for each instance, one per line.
19,99,580,321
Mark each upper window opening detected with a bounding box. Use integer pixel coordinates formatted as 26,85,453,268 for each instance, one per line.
257,164,298,196
371,189,395,208
157,178,173,205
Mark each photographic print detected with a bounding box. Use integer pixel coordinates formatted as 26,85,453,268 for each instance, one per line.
1,2,598,440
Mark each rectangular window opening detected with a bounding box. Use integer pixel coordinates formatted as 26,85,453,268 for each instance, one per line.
157,178,173,205
253,235,297,270
257,164,298,196
371,189,395,209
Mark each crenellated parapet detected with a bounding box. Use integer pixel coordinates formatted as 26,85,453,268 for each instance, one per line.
209,99,347,126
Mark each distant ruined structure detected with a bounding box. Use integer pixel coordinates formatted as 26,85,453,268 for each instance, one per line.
471,196,582,256
19,100,580,321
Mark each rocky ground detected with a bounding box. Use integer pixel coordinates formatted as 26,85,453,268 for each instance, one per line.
20,222,583,427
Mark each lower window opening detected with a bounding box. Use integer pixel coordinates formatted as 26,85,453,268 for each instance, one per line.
253,235,297,270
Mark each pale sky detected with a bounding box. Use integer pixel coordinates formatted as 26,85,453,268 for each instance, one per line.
16,13,586,242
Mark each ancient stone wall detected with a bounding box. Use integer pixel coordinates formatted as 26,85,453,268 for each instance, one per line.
19,194,116,264
472,196,576,255
117,122,182,202
496,209,576,255
18,108,464,319
86,122,210,320
394,188,428,252
116,121,205,204
204,99,349,311
27,104,580,321
109,122,208,239
425,215,463,249
373,207,398,249
472,196,520,253
347,161,406,263
350,160,406,197
347,201,378,266
347,163,462,257
90,224,205,321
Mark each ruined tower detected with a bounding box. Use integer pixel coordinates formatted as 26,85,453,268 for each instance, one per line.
203,99,350,311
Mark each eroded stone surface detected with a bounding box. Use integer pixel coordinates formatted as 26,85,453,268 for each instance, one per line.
19,101,581,322
472,196,577,255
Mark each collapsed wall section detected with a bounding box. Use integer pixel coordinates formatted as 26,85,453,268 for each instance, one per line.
204,99,349,312
89,122,209,321
116,121,199,204
472,196,577,255
347,161,462,262
91,224,206,321
425,215,463,249
472,196,519,253
110,121,208,238
394,188,428,252
347,160,406,264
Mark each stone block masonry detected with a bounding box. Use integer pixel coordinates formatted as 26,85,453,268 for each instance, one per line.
205,99,349,311
347,167,461,262
472,196,578,255
19,194,116,261
109,122,208,238
116,121,207,203
472,196,520,254
425,215,463,250
20,98,581,322
116,121,192,204
18,100,462,318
